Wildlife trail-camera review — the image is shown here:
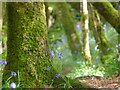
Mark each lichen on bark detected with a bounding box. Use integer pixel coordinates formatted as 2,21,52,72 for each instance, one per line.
2,2,61,88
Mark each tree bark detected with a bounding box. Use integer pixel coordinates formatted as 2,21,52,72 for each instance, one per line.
89,4,110,63
2,2,63,88
82,0,91,63
57,2,82,56
0,2,2,54
2,2,90,88
93,1,120,34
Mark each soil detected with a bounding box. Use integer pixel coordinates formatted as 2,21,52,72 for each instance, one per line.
76,75,120,89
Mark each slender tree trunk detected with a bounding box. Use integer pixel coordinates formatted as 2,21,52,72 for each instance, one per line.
118,3,120,81
0,2,2,32
0,2,2,54
118,34,120,81
0,2,3,88
57,2,82,56
89,4,110,63
82,0,91,63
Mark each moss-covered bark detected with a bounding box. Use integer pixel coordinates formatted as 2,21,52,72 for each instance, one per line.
82,0,91,63
118,34,120,78
2,2,90,88
93,1,120,34
0,2,2,88
57,2,81,56
44,2,49,26
90,5,111,63
0,2,2,32
2,2,64,88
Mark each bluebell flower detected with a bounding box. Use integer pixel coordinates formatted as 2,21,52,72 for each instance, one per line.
10,82,16,88
76,24,80,29
55,74,60,78
50,51,54,56
46,67,51,71
57,52,64,60
0,60,7,65
107,48,110,51
60,52,64,57
58,55,62,60
11,72,17,77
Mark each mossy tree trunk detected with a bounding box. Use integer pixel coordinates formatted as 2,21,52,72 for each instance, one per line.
118,34,120,79
0,2,2,31
0,2,2,40
118,4,120,79
93,1,120,34
44,2,49,26
82,0,91,63
89,4,110,63
2,2,90,88
0,2,2,88
57,2,82,56
2,2,65,88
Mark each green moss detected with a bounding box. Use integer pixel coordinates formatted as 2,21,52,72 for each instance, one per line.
2,2,93,88
2,2,58,88
93,2,120,34
57,2,81,56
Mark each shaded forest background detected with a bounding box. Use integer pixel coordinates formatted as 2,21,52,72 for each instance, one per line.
0,1,120,89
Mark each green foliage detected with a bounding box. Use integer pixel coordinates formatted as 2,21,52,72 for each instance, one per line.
48,16,119,80
1,2,119,88
1,71,23,88
103,54,119,77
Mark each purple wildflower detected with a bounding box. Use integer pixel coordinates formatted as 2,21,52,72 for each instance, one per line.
46,67,51,71
76,24,80,29
11,72,17,77
57,52,64,60
50,51,54,56
55,74,60,78
0,60,7,65
58,55,62,60
60,52,64,57
10,82,16,88
107,48,110,51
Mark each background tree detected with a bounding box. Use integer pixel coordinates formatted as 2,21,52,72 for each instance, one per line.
89,4,110,64
93,1,120,34
0,2,2,55
0,2,3,88
57,2,82,57
82,0,91,63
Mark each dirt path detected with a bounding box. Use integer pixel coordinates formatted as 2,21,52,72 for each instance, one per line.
76,76,120,89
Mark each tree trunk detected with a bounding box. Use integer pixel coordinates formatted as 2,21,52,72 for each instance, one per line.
118,3,120,81
2,2,63,88
0,2,3,88
57,2,81,57
93,1,120,34
89,4,110,63
82,0,91,63
2,2,89,88
0,2,2,54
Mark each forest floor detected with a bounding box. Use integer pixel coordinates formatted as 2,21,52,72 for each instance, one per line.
76,75,120,89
